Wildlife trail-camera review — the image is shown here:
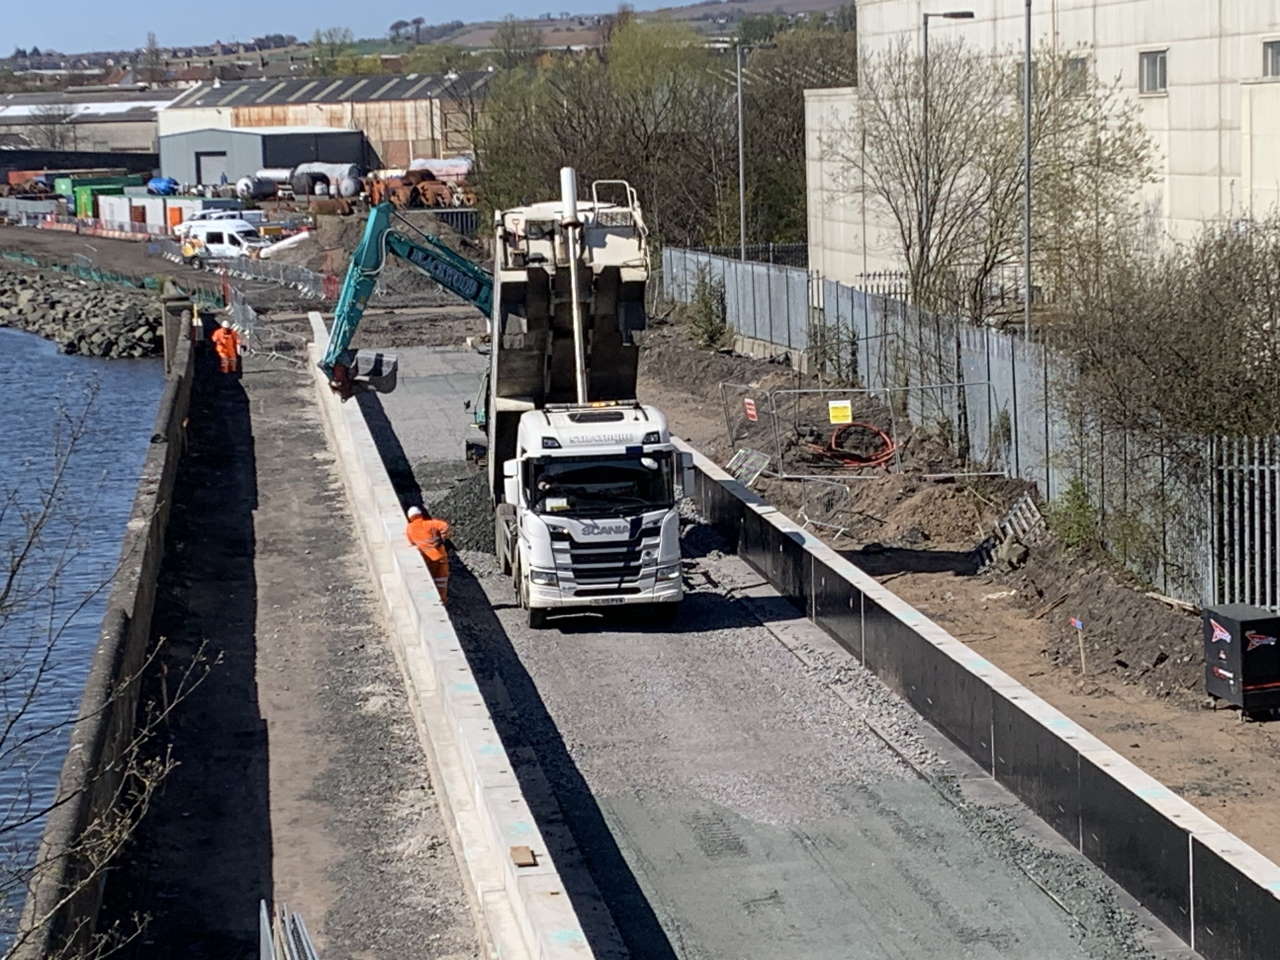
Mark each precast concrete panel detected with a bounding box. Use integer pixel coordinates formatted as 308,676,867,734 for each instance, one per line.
1079,756,1192,943
812,556,863,662
992,693,1081,844
1191,836,1280,960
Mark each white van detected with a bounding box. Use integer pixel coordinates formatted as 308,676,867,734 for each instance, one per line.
173,208,266,238
180,219,268,267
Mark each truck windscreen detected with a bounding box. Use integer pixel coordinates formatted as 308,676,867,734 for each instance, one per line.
529,453,674,516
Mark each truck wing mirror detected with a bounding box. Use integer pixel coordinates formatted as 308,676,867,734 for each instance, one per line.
502,460,518,481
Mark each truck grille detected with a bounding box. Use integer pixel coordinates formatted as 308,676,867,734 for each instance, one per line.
550,523,660,589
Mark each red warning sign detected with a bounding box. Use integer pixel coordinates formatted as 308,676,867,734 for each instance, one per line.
743,398,758,422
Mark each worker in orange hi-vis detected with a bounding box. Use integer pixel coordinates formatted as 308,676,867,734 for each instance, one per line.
406,506,451,603
211,319,241,374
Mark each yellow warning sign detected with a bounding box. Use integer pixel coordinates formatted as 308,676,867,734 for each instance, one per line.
827,400,853,424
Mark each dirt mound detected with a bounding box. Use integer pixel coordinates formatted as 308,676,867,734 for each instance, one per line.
270,210,490,303
1002,544,1203,704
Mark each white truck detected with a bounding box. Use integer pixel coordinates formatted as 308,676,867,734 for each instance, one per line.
484,170,692,628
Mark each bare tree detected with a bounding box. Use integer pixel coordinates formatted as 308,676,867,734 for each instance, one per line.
140,33,163,86
825,38,1156,318
492,15,542,71
25,104,73,151
309,27,354,77
0,388,211,959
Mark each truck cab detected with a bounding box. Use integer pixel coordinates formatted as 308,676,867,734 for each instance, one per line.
498,402,692,626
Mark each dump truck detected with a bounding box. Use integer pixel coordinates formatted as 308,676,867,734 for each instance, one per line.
320,168,690,628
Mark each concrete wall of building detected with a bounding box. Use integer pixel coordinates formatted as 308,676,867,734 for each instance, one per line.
7,119,157,154
159,129,264,184
809,0,1280,283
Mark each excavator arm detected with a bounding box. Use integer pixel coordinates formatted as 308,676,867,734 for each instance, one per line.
319,202,493,397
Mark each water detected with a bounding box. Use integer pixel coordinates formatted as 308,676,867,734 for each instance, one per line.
0,327,164,916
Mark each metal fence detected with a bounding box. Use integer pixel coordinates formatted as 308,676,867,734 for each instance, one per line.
147,236,337,301
686,242,809,268
661,245,1279,610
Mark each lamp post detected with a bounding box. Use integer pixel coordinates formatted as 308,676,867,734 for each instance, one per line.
736,41,746,260
921,10,974,279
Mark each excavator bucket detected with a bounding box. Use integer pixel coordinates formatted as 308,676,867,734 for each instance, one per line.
345,349,399,394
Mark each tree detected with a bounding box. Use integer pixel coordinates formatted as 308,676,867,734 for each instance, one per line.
738,14,787,45
389,20,410,43
310,27,354,76
825,38,1155,318
140,32,163,86
492,15,542,70
26,103,74,150
830,1,856,34
404,43,473,75
411,17,426,45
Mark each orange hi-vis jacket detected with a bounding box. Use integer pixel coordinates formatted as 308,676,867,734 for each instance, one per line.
211,327,240,358
406,516,450,562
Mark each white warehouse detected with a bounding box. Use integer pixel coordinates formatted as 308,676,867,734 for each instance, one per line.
806,0,1280,282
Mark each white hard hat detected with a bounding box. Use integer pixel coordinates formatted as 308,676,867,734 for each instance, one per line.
220,319,232,329
406,506,423,519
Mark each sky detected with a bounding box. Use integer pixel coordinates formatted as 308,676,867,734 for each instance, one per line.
16,0,676,57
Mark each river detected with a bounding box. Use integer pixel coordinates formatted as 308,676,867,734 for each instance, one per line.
0,326,164,910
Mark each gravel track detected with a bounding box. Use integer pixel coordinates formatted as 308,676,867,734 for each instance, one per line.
439,519,1162,960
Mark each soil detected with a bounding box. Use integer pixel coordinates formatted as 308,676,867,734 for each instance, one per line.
269,210,488,305
638,311,1280,866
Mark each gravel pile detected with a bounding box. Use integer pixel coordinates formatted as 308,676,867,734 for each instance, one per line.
0,266,162,358
412,459,493,553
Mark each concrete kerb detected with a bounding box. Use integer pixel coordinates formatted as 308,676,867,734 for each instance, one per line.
307,314,593,960
674,436,1280,960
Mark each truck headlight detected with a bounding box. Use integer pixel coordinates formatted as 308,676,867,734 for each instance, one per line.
656,563,681,581
529,568,559,586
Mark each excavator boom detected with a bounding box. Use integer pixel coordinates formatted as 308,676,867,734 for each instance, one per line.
319,202,493,397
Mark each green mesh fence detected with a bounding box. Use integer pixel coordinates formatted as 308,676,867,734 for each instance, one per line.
0,249,225,307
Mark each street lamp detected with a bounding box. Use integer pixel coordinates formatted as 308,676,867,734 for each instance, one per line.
732,39,777,260
921,10,973,277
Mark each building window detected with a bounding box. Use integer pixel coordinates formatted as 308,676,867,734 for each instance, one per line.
1140,49,1167,94
1064,56,1088,96
1265,40,1280,78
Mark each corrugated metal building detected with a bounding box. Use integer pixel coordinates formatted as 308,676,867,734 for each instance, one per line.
158,72,490,167
158,126,367,183
0,89,180,152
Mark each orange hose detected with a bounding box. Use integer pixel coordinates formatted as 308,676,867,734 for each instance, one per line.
806,421,896,468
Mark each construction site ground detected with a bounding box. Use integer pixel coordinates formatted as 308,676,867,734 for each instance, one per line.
98,329,478,959
21,223,1276,933
358,343,1186,960
634,318,1280,865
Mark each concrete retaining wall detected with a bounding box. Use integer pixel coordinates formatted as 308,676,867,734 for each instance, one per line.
676,438,1280,960
17,334,194,959
307,315,598,960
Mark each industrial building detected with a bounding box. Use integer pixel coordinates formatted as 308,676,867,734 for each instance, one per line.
0,88,179,153
806,0,1280,282
158,126,367,183
158,72,491,168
